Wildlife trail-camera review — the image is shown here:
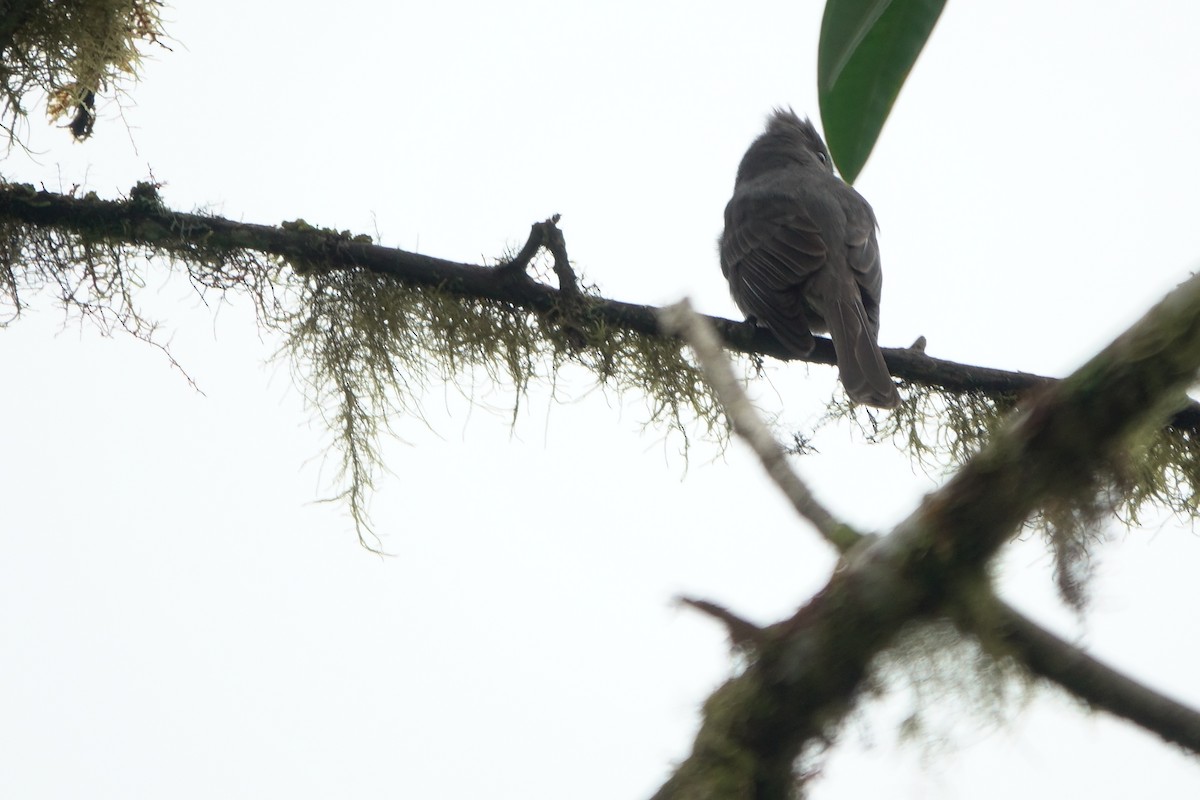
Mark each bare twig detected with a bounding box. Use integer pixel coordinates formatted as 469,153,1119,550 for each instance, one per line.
496,214,557,280
677,597,764,650
659,298,859,553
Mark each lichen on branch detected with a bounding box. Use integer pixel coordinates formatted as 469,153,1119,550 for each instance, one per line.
0,0,167,140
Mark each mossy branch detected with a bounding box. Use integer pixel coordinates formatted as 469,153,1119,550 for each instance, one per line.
0,0,167,140
651,274,1200,799
954,589,1200,754
4,179,1200,555
1,179,1193,413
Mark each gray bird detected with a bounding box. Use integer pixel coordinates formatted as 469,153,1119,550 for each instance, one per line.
719,109,899,408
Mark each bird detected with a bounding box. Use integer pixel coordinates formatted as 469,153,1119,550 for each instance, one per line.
719,109,899,408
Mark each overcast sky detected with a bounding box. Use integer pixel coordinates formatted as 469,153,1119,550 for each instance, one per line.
3,1,1200,798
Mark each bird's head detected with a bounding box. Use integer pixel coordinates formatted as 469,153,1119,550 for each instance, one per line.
734,108,834,184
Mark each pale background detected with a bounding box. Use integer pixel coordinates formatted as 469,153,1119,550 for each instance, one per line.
2,1,1199,797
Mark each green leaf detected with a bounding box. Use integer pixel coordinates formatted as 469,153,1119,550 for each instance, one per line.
818,0,946,183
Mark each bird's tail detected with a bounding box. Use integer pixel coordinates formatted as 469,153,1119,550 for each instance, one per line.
826,297,899,409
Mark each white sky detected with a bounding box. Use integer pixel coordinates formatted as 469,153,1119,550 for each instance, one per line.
3,1,1200,797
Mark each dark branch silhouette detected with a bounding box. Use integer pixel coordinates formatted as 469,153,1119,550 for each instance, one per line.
3,180,1198,433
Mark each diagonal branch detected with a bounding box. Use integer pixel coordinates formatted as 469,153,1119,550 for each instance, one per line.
660,298,859,553
958,592,1200,754
665,298,1200,763
650,272,1200,798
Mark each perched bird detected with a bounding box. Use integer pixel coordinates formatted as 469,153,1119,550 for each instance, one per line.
719,109,899,408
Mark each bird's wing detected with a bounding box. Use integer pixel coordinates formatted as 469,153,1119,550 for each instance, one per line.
721,192,828,354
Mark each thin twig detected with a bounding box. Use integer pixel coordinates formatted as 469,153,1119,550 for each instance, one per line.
658,298,859,553
496,215,555,279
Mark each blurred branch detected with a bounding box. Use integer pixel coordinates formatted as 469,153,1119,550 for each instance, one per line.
958,592,1200,754
660,298,859,553
650,271,1200,798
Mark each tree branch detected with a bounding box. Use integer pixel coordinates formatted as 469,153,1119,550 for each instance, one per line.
958,592,1200,754
650,272,1200,798
663,301,1200,764
6,177,1200,791
660,298,859,553
8,180,1200,432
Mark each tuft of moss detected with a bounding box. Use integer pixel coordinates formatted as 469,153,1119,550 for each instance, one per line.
279,263,730,549
1,0,167,140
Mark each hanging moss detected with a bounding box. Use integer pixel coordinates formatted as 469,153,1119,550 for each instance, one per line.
1,0,166,139
5,179,1200,559
279,262,729,549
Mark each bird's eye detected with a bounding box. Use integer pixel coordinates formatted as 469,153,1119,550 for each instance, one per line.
817,151,827,164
